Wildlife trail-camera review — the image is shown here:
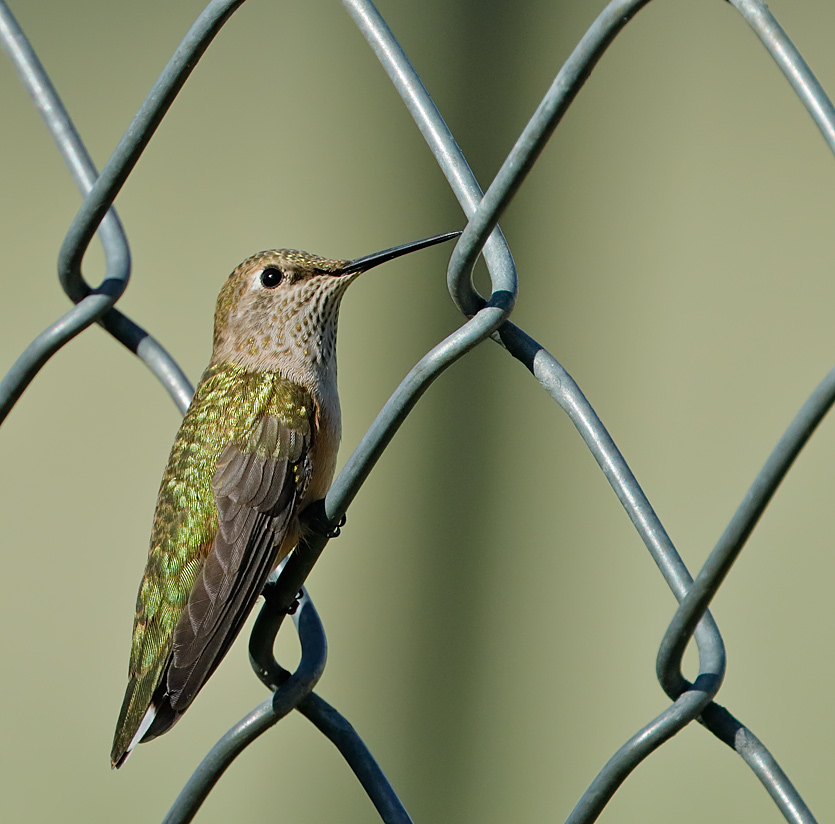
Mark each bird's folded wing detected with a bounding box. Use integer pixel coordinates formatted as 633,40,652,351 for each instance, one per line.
166,413,310,711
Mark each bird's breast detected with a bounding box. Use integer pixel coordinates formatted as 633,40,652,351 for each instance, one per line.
305,376,342,504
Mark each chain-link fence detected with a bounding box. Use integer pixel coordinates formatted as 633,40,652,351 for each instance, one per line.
2,1,834,822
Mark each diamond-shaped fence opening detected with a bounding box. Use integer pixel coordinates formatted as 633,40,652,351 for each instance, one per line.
1,1,834,823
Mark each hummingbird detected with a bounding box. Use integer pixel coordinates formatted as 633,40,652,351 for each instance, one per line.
111,230,459,768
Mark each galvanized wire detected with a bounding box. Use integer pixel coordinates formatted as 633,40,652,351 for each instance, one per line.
0,1,832,823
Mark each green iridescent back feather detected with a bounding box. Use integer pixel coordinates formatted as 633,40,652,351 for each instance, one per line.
111,362,312,763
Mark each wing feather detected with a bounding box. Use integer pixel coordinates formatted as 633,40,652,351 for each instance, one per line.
163,414,309,713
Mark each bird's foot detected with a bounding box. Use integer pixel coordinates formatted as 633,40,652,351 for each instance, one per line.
305,500,347,539
326,513,347,539
285,589,304,615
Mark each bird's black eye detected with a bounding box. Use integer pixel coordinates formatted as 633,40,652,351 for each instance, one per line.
260,267,284,288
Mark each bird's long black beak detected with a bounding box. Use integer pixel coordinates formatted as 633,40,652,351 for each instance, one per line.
340,230,461,275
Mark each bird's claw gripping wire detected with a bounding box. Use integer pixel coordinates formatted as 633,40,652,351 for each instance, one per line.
303,500,347,539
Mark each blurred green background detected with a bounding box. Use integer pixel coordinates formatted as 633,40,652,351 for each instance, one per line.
2,0,835,821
